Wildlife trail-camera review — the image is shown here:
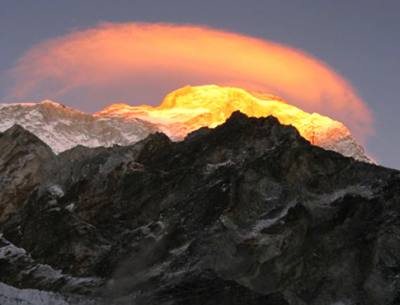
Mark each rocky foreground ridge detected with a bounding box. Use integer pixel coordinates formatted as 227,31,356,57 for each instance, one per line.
0,112,399,305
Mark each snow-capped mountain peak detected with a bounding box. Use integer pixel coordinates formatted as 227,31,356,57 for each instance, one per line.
0,87,373,163
0,100,159,153
97,85,373,163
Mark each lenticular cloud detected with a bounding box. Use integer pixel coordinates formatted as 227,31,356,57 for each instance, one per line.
5,22,372,140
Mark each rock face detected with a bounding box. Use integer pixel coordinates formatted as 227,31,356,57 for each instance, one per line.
0,100,159,153
0,112,399,305
0,125,55,222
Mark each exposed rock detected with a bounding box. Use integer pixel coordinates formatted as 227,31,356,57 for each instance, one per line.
0,112,399,305
0,237,102,294
0,125,55,222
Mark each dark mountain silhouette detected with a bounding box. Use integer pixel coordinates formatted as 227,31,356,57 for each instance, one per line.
0,112,399,305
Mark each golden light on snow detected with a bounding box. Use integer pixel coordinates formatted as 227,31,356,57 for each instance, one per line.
7,23,372,141
96,85,354,149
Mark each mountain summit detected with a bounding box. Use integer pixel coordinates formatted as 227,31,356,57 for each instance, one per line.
97,85,372,162
0,85,371,162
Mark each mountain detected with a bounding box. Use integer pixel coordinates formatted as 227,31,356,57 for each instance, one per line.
1,86,371,162
97,85,372,162
0,100,159,153
0,125,55,222
0,112,399,305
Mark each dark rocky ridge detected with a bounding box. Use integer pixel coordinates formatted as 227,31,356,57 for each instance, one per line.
0,125,55,222
0,112,399,305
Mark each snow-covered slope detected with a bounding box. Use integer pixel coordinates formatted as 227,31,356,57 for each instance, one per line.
0,282,94,305
97,85,373,163
0,282,69,305
0,100,159,153
0,86,372,162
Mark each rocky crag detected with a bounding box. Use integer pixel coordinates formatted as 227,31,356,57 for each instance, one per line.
0,112,399,305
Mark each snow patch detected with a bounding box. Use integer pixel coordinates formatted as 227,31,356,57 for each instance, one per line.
47,185,64,198
0,282,94,305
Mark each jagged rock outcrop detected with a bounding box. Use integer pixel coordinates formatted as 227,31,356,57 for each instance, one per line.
0,125,55,222
0,112,399,305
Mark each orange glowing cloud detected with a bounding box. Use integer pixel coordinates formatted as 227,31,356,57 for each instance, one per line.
6,22,372,140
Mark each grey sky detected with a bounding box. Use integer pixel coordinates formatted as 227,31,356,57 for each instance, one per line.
0,0,399,168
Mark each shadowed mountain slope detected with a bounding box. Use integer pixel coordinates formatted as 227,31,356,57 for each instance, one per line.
0,112,399,305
